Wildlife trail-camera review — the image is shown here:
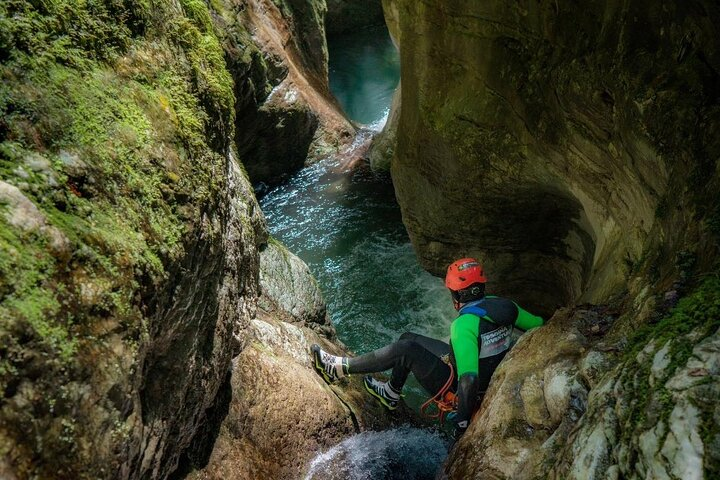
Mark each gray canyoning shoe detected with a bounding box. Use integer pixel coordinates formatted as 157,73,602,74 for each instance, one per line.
363,376,401,410
311,344,347,384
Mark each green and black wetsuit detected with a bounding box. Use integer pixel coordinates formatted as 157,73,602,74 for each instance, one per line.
344,295,543,428
450,296,544,428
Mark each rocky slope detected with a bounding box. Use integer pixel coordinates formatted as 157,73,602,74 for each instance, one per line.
190,241,406,479
380,0,720,478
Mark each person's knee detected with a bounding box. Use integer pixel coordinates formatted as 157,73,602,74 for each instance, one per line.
393,339,417,354
399,331,418,342
394,339,426,362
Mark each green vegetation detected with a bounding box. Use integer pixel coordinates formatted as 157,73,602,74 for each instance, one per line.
0,0,242,475
619,276,720,474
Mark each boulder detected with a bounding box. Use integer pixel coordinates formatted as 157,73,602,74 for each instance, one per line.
445,308,592,479
258,239,329,330
444,279,720,479
193,240,407,479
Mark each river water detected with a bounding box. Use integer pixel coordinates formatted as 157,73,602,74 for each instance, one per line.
258,24,453,478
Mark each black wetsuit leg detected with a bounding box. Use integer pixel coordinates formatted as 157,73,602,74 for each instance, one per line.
346,332,455,394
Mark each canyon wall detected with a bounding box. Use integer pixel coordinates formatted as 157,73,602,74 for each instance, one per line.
0,0,265,476
386,0,719,316
382,1,720,478
0,0,388,478
227,0,355,186
325,0,384,36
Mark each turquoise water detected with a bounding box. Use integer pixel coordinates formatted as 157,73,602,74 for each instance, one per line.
328,25,400,125
259,156,456,354
259,26,456,409
260,23,453,477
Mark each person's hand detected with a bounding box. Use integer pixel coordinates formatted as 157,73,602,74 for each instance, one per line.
452,424,467,441
452,420,468,443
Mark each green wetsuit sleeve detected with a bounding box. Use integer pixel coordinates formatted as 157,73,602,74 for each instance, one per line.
450,314,479,376
514,304,544,330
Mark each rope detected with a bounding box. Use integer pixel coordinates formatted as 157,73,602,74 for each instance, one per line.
420,362,457,424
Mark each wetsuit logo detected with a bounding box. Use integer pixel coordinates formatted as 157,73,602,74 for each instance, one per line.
479,326,512,359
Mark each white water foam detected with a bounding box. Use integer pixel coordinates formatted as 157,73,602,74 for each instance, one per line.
304,426,448,480
367,107,390,132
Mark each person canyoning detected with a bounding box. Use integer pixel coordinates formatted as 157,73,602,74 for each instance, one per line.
310,258,544,437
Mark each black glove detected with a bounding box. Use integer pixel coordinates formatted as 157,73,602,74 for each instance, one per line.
453,420,468,439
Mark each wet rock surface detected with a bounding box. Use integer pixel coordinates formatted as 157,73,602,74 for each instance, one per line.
386,0,720,315
258,240,328,328
444,279,720,479
368,85,400,171
224,0,355,185
445,308,594,479
192,238,408,479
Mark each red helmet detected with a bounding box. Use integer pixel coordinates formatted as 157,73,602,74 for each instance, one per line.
445,258,487,291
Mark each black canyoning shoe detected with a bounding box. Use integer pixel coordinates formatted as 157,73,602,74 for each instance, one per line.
311,344,347,384
363,376,401,410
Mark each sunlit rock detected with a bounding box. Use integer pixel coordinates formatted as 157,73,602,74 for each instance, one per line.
225,0,356,185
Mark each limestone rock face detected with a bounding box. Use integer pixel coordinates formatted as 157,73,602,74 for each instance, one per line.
223,0,355,185
445,279,720,479
445,308,595,479
387,0,720,315
258,240,328,329
193,240,404,480
192,313,402,480
368,85,401,171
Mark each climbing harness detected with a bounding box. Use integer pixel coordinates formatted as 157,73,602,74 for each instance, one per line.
420,299,491,423
420,357,457,423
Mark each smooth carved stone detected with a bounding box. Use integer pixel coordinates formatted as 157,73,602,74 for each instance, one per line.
385,0,718,320
192,314,408,480
258,240,328,328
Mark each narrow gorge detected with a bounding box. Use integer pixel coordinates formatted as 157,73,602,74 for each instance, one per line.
1,0,718,479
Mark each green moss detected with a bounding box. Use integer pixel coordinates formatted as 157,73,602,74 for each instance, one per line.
179,0,213,32
0,0,240,475
627,277,720,358
168,0,235,134
0,0,146,68
0,217,76,364
700,403,720,477
619,277,720,455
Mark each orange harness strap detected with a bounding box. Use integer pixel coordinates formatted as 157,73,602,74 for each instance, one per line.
420,362,457,423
